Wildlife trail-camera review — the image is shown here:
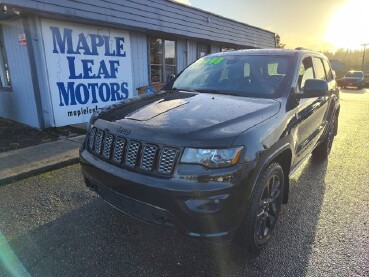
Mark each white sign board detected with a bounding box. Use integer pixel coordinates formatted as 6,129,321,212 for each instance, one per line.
41,19,133,126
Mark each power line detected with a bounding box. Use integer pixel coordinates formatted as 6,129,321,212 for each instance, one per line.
361,43,369,71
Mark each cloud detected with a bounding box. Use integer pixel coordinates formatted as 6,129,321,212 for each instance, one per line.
173,0,191,5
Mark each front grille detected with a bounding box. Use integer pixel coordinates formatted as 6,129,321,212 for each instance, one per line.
87,127,179,176
102,133,114,159
88,127,97,151
112,137,126,164
158,147,179,175
94,130,104,154
125,141,141,168
140,145,158,171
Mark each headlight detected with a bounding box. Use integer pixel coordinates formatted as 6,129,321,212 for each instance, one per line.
180,147,244,168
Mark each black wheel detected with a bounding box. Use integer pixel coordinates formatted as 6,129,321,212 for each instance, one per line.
234,163,284,253
312,116,336,160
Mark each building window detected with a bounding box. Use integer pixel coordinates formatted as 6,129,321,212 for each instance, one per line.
221,47,235,52
198,44,210,58
149,38,176,83
0,28,11,89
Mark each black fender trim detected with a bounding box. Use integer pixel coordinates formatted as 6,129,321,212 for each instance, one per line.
247,142,293,210
256,143,292,203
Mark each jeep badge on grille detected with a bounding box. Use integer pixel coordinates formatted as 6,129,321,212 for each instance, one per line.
117,126,131,136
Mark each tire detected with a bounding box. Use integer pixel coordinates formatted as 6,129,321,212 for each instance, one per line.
312,116,336,160
234,163,284,253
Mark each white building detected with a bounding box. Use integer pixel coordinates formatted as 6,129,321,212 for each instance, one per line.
0,0,276,128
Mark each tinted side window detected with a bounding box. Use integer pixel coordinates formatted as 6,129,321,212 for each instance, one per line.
313,57,326,80
322,59,333,81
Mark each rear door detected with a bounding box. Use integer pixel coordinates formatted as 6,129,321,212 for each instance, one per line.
322,59,339,122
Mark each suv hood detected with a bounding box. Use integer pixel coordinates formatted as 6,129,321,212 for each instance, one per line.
97,91,280,147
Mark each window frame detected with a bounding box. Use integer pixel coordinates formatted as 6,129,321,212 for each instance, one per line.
0,26,11,91
149,37,176,84
322,59,334,82
197,43,210,58
312,57,327,81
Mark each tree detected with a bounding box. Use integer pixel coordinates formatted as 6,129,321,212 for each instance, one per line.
275,34,286,49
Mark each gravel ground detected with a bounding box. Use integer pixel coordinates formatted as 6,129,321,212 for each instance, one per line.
0,89,368,276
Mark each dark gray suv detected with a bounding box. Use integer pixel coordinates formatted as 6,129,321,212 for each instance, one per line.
80,49,340,253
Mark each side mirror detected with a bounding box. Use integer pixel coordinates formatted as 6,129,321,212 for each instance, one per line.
301,79,328,98
168,74,176,82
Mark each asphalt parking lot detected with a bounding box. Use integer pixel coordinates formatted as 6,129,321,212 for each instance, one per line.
1,88,369,276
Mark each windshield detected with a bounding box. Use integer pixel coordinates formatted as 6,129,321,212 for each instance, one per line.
171,54,292,98
345,71,364,78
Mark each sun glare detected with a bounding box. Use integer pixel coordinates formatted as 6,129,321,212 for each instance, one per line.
325,0,369,50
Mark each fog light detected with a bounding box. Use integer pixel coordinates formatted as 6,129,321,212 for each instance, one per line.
184,194,229,214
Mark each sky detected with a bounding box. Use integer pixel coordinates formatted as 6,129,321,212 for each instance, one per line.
173,0,369,51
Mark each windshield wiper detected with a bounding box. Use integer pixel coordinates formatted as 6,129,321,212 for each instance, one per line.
194,89,239,96
170,87,196,92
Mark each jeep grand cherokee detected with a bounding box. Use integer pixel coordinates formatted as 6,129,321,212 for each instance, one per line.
80,49,340,253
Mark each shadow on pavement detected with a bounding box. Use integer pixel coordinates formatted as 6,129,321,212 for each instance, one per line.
4,159,328,276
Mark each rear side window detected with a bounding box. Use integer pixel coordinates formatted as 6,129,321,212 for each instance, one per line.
313,57,327,80
322,59,334,81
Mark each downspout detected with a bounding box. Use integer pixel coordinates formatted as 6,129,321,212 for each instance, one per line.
187,40,190,66
23,16,45,129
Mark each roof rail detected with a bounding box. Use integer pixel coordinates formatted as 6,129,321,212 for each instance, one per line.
295,47,311,51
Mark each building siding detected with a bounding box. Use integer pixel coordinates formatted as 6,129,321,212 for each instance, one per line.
0,18,39,128
187,40,197,65
5,0,275,49
28,16,55,127
176,39,187,73
130,31,149,93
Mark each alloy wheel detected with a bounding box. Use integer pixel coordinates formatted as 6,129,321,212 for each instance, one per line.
255,174,281,244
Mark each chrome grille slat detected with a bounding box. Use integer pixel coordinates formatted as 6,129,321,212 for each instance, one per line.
88,127,97,150
140,145,158,171
94,130,104,154
112,137,126,164
88,127,179,175
125,141,141,168
102,133,114,159
158,147,179,175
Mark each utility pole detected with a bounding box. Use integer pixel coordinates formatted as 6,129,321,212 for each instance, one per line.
361,43,369,71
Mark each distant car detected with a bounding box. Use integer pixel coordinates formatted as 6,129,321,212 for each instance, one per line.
364,72,369,86
341,70,365,89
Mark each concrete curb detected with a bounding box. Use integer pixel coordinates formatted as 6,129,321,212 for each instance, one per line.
0,157,80,186
0,135,85,186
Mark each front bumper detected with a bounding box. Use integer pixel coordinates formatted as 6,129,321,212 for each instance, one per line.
80,148,251,240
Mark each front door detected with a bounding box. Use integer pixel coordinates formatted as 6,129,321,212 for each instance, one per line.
294,56,329,164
